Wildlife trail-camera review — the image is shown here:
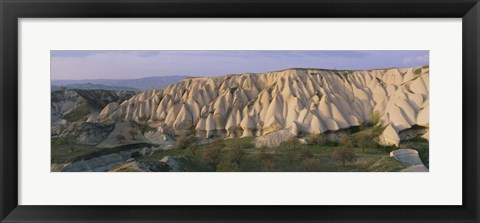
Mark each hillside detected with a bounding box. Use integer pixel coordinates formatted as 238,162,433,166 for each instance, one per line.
98,66,429,146
51,89,136,124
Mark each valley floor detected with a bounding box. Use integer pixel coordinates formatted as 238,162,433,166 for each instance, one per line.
52,134,429,172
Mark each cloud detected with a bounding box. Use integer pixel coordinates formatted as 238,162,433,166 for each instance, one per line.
403,57,414,64
403,54,429,64
415,55,429,62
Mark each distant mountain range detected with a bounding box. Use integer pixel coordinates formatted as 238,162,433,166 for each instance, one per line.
51,76,187,91
52,83,139,92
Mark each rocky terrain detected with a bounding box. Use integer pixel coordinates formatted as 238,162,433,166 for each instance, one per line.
51,66,429,172
51,89,136,124
390,148,428,172
51,89,176,171
98,66,429,146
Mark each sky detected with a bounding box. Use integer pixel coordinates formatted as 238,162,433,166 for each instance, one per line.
51,50,429,80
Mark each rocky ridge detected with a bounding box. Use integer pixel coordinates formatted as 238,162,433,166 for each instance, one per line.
98,66,429,146
51,89,136,124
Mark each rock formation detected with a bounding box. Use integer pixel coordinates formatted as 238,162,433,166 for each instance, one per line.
390,148,428,172
99,66,429,146
51,89,136,124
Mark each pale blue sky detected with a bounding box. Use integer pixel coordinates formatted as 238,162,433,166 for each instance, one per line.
51,50,429,80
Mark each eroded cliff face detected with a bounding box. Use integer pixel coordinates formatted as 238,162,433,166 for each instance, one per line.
98,66,429,146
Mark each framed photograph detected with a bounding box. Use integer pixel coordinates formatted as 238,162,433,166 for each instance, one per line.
1,0,479,222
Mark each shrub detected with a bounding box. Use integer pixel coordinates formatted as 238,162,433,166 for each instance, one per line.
414,68,422,75
305,133,325,146
174,131,197,150
299,148,314,160
338,135,353,148
258,146,269,160
371,120,386,136
369,111,381,126
115,133,126,143
217,160,240,172
286,136,300,149
262,158,275,171
187,145,198,156
128,128,138,140
353,111,387,152
303,158,321,172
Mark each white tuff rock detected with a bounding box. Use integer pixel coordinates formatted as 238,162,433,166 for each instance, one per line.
99,67,429,146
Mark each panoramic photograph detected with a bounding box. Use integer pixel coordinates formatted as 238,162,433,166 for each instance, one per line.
51,50,429,172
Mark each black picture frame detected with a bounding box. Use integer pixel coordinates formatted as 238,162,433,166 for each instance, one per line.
1,0,479,222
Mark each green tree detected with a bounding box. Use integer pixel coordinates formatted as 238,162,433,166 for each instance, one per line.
332,147,356,167
333,135,356,167
230,142,245,166
201,140,224,171
354,132,371,153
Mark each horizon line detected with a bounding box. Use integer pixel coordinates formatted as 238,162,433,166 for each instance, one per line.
51,64,429,81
